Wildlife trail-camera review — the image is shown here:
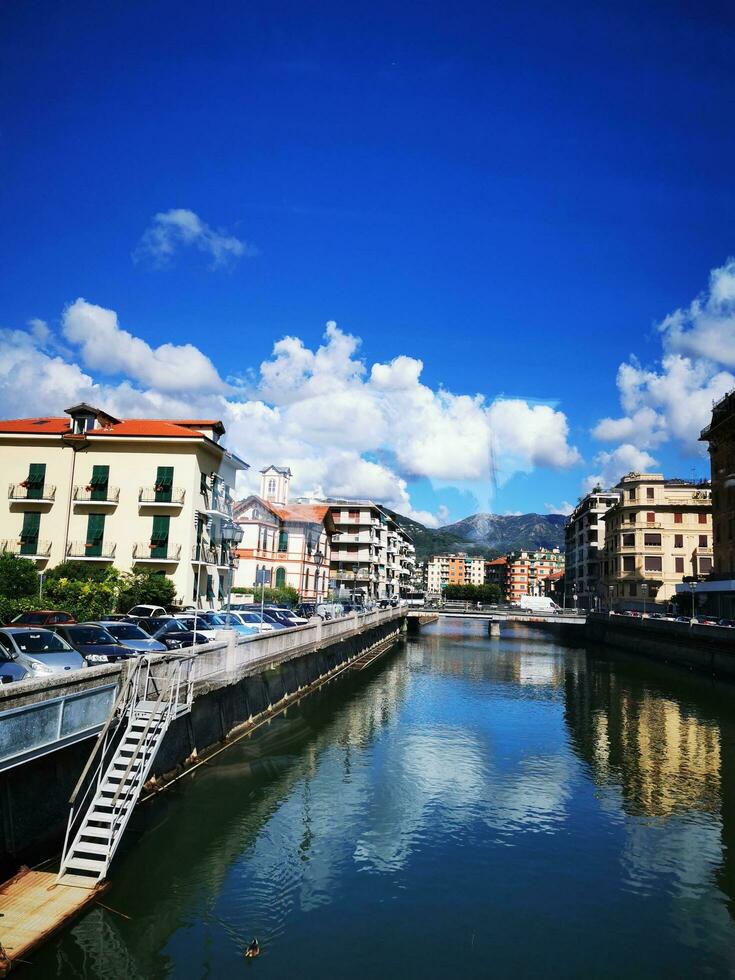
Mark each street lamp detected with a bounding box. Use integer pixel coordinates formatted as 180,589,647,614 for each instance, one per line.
313,548,324,602
641,581,648,617
689,580,697,622
219,520,244,624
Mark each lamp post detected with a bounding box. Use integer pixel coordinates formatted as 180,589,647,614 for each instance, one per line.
352,563,359,607
608,583,614,613
313,548,324,604
219,519,244,625
689,580,697,622
641,581,648,618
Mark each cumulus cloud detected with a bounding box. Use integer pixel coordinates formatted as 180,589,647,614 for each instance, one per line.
589,257,735,488
544,501,574,516
0,307,581,521
583,444,658,493
132,208,257,269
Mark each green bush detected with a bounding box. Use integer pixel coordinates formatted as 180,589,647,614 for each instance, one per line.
117,570,177,613
0,552,39,599
231,585,300,607
443,583,502,603
0,595,37,626
44,561,111,583
43,577,119,623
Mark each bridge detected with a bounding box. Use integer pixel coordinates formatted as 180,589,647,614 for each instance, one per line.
407,609,587,629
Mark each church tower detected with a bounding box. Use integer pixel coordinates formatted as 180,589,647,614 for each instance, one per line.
259,465,292,505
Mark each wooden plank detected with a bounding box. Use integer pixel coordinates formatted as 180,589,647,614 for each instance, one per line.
0,868,106,967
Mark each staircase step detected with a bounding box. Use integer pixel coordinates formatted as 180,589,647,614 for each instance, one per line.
57,873,100,889
71,841,110,856
63,857,106,872
79,826,112,840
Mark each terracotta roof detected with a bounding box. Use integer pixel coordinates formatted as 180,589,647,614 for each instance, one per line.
0,417,212,438
0,418,70,434
271,503,331,524
487,556,508,565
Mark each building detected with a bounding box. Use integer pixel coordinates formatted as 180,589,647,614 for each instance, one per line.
505,548,565,604
425,553,485,594
233,467,334,601
602,473,712,609
565,488,622,609
0,403,248,607
484,556,508,596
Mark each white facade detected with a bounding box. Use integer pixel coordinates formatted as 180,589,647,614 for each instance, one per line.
564,488,622,608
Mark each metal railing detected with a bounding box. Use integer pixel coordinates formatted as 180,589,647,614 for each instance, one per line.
1,539,52,557
8,483,56,501
73,485,120,503
138,487,186,505
191,544,218,563
66,541,116,559
133,542,182,561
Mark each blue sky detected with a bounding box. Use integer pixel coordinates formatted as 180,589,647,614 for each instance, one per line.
2,2,735,524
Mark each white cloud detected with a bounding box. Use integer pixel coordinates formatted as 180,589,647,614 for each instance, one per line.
544,501,574,516
583,444,658,493
132,208,256,269
0,308,581,521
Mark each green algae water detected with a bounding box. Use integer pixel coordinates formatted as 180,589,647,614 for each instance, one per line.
28,620,735,978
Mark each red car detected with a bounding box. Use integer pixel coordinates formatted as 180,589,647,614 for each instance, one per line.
8,610,76,627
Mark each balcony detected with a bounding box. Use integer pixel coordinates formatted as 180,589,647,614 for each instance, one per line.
66,541,116,561
8,483,56,505
133,542,181,564
206,491,233,519
73,485,120,506
138,487,186,507
191,543,218,564
1,539,52,559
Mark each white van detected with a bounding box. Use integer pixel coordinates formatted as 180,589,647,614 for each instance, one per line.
516,596,561,614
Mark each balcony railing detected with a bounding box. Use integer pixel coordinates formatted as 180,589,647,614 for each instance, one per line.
1,539,52,557
73,485,120,504
66,541,116,560
191,544,219,564
133,542,182,562
138,486,186,505
8,483,56,502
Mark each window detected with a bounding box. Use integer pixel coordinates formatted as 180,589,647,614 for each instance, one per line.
699,513,708,525
275,567,286,588
674,534,683,548
348,509,360,521
278,530,288,552
90,464,109,501
644,533,661,546
20,511,41,555
206,574,215,601
629,583,638,597
646,512,655,523
675,557,684,574
697,534,707,548
155,466,174,503
623,533,635,546
85,513,105,557
628,488,636,500
150,515,170,559
644,556,662,571
623,556,635,571
628,513,636,524
674,512,683,524
699,557,713,573
267,479,276,495
646,487,654,499
25,462,46,500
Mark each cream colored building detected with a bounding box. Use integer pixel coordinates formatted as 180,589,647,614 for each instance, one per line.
426,553,485,594
0,403,248,608
602,473,712,608
233,467,334,601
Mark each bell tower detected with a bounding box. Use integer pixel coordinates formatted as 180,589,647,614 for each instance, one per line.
259,465,292,505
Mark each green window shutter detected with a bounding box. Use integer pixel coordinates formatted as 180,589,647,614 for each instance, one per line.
150,515,170,558
85,513,105,557
26,463,46,499
275,567,286,588
278,530,288,552
20,511,41,555
90,464,109,500
155,466,174,502
206,574,215,601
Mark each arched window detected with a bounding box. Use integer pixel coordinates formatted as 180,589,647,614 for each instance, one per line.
267,478,276,494
275,567,286,588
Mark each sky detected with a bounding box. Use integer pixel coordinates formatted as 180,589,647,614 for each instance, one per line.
2,1,735,525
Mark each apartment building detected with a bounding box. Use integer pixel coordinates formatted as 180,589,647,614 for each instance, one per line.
425,553,485,594
484,556,508,595
233,467,334,601
602,473,712,608
565,488,622,609
505,548,565,604
0,403,248,607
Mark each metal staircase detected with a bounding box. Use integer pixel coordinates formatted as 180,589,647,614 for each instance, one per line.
58,656,193,888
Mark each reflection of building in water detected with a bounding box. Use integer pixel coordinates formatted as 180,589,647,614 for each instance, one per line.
564,663,720,818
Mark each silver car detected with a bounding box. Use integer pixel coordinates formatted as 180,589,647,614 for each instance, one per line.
0,628,87,676
95,620,167,653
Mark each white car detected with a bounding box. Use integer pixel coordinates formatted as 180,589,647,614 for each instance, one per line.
175,616,218,641
127,604,170,619
229,610,277,632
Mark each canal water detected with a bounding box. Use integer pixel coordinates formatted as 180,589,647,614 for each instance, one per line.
28,620,735,978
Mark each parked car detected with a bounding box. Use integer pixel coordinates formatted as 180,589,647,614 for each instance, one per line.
296,603,317,619
52,624,138,664
718,619,735,628
0,646,28,684
137,618,211,650
215,613,260,636
175,615,218,641
126,605,170,619
675,616,691,623
95,620,167,652
315,602,344,620
0,628,87,676
9,610,76,627
227,610,277,632
263,606,308,627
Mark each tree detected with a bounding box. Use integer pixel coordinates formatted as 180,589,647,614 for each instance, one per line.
0,552,39,599
44,561,111,583
43,577,119,622
117,570,177,613
443,583,502,603
231,585,300,607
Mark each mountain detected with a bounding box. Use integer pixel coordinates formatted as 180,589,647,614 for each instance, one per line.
384,509,566,561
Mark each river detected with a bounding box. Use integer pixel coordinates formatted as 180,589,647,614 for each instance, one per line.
27,619,735,978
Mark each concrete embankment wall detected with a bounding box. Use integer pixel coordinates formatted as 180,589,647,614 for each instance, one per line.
0,615,403,879
585,612,735,676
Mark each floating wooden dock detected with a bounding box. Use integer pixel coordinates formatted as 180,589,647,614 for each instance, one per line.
0,867,104,973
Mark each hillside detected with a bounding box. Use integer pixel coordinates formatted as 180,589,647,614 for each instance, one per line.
385,509,566,561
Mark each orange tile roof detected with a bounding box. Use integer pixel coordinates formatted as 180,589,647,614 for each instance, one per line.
487,556,508,565
0,418,70,434
0,416,213,438
270,503,331,524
